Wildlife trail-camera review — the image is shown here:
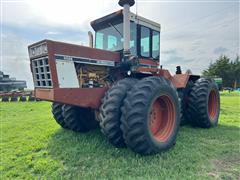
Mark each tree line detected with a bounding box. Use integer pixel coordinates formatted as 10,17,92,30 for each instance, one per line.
203,55,240,88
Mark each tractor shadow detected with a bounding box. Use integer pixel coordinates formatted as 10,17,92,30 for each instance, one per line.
47,127,132,161
47,123,240,176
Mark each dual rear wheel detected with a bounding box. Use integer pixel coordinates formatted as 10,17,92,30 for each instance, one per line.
178,78,220,127
187,78,220,127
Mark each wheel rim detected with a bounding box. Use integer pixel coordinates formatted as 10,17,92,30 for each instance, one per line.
149,95,176,142
208,89,218,121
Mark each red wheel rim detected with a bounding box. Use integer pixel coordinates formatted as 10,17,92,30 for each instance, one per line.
149,95,176,142
208,90,218,121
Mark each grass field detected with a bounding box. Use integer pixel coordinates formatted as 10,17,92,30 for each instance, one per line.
1,93,240,179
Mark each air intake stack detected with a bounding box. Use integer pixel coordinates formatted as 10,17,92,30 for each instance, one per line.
118,0,135,57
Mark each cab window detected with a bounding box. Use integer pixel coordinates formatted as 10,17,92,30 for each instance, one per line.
130,22,137,56
108,35,117,50
96,32,104,49
152,31,160,59
140,26,150,57
95,22,123,51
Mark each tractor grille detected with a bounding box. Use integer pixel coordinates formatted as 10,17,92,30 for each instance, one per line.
32,57,52,88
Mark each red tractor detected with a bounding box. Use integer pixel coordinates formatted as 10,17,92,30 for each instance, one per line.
28,0,220,155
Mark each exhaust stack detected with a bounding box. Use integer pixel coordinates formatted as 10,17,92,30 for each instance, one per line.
88,31,94,48
118,0,135,56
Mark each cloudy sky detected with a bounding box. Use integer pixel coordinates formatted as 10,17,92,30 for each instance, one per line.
1,0,239,89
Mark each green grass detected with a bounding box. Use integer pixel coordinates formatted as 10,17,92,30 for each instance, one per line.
220,90,240,97
1,95,240,179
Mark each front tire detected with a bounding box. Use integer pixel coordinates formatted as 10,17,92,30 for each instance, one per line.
121,76,180,155
187,78,220,128
99,78,138,147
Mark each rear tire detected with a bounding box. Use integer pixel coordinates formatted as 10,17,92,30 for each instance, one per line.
63,105,98,132
121,76,180,155
52,102,68,129
187,78,220,128
99,78,138,148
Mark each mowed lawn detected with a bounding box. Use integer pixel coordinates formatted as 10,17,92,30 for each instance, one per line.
0,93,240,179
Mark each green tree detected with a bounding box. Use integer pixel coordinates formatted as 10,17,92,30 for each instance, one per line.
203,55,240,88
232,55,240,88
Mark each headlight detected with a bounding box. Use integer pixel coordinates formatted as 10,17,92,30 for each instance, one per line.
29,42,48,58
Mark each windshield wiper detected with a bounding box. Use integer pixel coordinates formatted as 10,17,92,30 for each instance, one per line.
108,23,123,37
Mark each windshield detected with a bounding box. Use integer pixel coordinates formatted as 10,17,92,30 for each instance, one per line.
95,21,137,55
96,22,123,52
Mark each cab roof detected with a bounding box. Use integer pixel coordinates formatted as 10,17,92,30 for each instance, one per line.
90,9,161,32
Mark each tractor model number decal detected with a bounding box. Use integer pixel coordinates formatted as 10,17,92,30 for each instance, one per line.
55,54,115,67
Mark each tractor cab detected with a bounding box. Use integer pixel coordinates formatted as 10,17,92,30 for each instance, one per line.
91,10,161,61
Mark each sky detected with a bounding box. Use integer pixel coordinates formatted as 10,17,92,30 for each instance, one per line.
1,0,239,89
